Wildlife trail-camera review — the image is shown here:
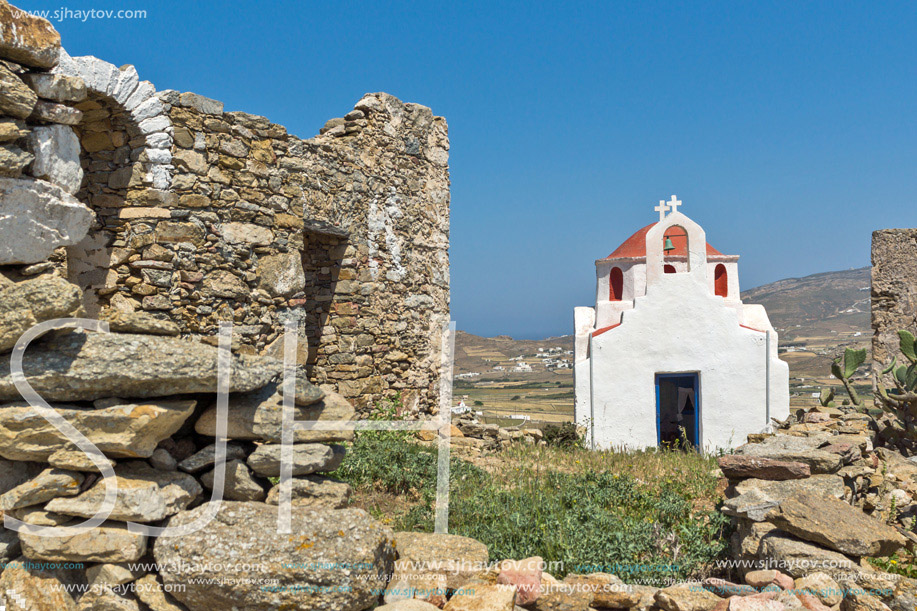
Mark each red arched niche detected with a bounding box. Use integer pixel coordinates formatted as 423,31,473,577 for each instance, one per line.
714,264,728,297
609,267,623,301
663,265,676,274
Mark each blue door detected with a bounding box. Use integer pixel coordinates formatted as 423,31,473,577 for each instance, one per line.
655,373,700,448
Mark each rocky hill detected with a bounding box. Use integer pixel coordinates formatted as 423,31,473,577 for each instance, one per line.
741,267,871,343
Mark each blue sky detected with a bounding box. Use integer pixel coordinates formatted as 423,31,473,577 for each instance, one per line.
38,0,917,339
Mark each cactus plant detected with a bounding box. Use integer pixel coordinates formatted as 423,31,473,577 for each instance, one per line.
876,331,917,410
819,347,865,408
832,347,867,406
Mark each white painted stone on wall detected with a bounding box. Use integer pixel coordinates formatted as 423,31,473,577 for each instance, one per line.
26,124,82,194
0,176,93,264
54,50,173,192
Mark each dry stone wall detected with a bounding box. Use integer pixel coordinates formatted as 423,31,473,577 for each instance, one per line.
17,40,451,416
872,229,917,378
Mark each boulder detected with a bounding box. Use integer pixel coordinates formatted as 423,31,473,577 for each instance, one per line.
199,459,265,502
497,556,543,605
840,591,892,611
702,578,758,597
744,570,794,590
45,461,202,522
246,443,344,477
769,491,907,557
20,521,147,562
194,383,353,444
0,63,37,118
736,436,842,474
0,330,282,401
564,572,645,608
794,573,843,606
134,574,188,611
0,557,79,611
654,585,723,611
385,531,489,604
0,176,92,265
443,584,517,611
796,593,833,611
0,399,196,461
0,275,83,353
718,455,811,481
77,589,141,611
757,530,859,578
0,0,61,68
26,124,82,193
0,467,83,510
154,502,395,611
726,597,784,611
265,475,351,508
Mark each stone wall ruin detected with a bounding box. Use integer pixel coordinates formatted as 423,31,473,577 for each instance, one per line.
6,42,450,416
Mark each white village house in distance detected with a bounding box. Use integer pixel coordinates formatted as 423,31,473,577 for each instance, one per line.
573,196,789,451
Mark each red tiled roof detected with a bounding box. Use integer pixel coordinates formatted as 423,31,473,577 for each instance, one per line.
604,223,724,259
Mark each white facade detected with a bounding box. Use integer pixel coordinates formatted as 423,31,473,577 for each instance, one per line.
573,197,789,452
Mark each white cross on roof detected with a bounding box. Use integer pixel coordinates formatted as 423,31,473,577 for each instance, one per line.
654,200,669,221
667,194,682,214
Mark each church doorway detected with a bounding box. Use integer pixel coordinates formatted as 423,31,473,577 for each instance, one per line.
655,373,699,449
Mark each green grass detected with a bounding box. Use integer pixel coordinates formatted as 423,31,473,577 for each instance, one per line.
330,431,730,583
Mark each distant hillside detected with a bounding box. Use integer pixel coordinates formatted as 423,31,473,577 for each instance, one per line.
741,267,870,342
454,331,574,375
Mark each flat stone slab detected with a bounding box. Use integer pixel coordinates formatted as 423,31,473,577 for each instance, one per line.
20,521,147,563
246,443,344,477
733,474,845,504
758,530,860,579
0,467,82,510
718,455,811,481
194,384,352,444
0,399,196,461
769,491,907,557
0,330,282,401
265,476,351,509
736,435,842,474
45,461,202,522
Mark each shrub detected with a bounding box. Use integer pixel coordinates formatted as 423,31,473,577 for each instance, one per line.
334,433,729,584
542,422,581,449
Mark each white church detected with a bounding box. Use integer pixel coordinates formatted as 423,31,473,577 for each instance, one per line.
573,196,789,452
